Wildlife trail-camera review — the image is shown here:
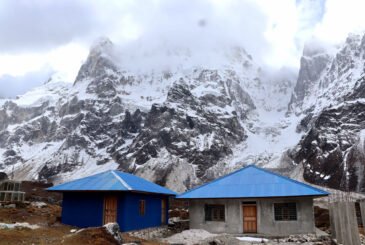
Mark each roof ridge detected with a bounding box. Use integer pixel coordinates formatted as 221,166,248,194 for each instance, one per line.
111,170,132,190
177,164,253,196
251,165,329,195
177,164,329,198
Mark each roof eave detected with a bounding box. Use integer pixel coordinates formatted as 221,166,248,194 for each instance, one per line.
46,189,176,196
175,194,329,200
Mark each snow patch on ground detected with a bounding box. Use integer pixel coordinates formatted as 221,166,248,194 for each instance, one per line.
236,236,269,242
31,202,47,208
163,229,219,245
0,222,40,229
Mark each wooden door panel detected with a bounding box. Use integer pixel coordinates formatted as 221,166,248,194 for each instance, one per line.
104,195,117,224
243,205,257,233
161,199,166,224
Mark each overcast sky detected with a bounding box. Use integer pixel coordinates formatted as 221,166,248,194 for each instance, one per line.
1,0,365,98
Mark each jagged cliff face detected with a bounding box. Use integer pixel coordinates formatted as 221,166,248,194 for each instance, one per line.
289,34,365,115
2,32,365,193
288,34,365,193
2,39,291,192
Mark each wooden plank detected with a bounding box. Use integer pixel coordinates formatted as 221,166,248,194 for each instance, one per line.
243,205,257,233
139,200,146,216
161,199,166,224
104,195,117,224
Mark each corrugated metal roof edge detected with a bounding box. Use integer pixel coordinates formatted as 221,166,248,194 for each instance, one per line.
175,194,327,200
176,164,329,199
46,170,113,191
112,170,177,195
176,165,254,198
250,165,329,196
47,189,176,196
46,170,177,196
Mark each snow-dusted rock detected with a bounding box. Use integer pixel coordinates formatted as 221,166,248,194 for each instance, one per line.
103,223,122,243
1,31,365,193
31,201,47,208
288,33,365,192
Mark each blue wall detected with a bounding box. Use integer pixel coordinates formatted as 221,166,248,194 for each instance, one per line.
61,191,169,231
62,192,104,227
118,192,168,232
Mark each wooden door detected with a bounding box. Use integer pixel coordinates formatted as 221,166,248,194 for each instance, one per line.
161,199,167,224
104,195,117,224
242,204,257,233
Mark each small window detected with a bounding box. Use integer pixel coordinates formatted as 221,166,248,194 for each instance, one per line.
205,204,225,221
274,203,297,221
139,200,146,216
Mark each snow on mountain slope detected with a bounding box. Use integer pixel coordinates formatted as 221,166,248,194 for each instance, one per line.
0,39,254,190
289,34,365,115
289,33,365,193
4,32,365,193
36,36,365,198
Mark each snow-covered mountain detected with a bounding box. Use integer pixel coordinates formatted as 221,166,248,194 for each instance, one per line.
288,33,365,193
1,33,365,193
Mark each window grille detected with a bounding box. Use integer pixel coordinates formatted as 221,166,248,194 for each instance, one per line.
205,204,225,221
274,203,297,221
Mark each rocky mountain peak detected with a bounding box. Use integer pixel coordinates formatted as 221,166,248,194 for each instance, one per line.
288,32,365,116
2,32,365,194
74,37,116,84
90,37,114,55
288,42,332,114
288,32,365,193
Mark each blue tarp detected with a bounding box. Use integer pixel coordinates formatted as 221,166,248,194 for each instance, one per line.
177,165,329,199
48,170,176,195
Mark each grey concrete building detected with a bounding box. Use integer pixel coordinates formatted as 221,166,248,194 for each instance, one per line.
177,165,328,235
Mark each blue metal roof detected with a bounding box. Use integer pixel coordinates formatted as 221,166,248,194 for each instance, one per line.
47,170,176,195
176,165,329,199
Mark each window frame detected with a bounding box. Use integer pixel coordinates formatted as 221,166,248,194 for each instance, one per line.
139,200,146,216
204,204,225,222
274,202,297,221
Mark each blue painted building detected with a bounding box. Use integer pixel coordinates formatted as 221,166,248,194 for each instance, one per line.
176,165,329,235
48,170,176,231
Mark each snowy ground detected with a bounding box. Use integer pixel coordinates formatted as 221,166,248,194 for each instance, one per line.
162,229,220,245
236,236,268,242
161,229,334,245
0,222,40,230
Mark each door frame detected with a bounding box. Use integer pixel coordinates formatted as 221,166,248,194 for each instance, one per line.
103,195,118,225
242,202,257,233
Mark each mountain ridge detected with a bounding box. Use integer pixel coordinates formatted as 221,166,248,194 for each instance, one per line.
0,34,364,193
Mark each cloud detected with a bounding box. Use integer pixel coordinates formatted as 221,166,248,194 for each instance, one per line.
0,67,53,98
0,0,111,53
0,42,88,78
0,0,327,69
1,0,365,99
314,0,365,44
105,0,271,71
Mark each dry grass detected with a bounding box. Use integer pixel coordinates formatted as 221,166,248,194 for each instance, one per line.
0,203,167,245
